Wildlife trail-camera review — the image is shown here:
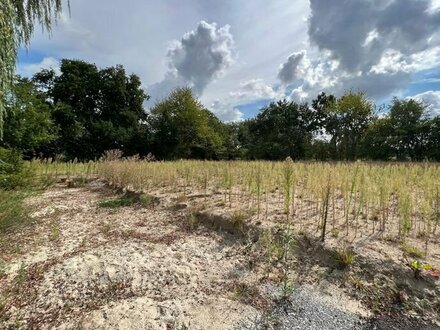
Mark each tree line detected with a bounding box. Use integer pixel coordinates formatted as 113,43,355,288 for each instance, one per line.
2,59,440,161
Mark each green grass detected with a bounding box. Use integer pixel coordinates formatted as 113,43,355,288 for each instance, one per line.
0,190,29,233
403,243,426,258
98,193,154,209
335,246,356,269
98,195,136,208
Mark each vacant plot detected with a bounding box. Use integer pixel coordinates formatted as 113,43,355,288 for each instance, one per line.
0,159,439,329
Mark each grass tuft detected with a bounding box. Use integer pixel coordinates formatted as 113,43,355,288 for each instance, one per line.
335,246,356,269
98,193,155,209
0,191,29,233
402,243,426,258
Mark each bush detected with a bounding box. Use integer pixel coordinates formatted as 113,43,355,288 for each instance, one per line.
0,148,33,189
0,148,23,174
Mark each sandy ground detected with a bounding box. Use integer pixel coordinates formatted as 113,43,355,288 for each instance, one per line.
0,180,439,329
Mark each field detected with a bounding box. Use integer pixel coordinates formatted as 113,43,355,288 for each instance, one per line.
1,158,440,329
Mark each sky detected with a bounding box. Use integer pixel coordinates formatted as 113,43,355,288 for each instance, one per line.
17,0,440,121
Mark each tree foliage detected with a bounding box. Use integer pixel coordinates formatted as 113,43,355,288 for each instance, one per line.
244,100,315,160
2,58,440,162
150,87,227,159
2,77,58,158
0,0,68,138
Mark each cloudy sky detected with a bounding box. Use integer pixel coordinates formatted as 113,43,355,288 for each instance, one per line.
18,0,440,120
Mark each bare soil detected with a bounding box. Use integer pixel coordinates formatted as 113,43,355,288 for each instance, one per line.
0,179,439,329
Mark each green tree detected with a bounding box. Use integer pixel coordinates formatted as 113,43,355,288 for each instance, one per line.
150,87,226,159
388,98,427,160
33,59,151,160
359,117,393,160
325,91,374,160
0,0,68,138
246,100,315,160
425,116,440,161
2,77,58,158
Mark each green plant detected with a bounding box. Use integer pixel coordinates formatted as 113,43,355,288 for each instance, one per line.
409,260,433,279
17,264,26,287
231,210,247,234
187,213,198,231
0,190,28,233
233,282,260,304
98,195,137,208
139,195,153,207
99,222,114,235
335,246,355,269
179,323,189,330
402,243,425,258
50,223,60,241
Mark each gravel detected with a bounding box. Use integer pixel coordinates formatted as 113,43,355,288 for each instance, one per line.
234,285,440,330
270,287,364,330
235,286,365,330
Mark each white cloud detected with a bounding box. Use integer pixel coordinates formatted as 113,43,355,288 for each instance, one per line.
278,0,440,102
146,21,235,106
166,21,234,94
16,57,60,77
410,90,440,117
209,100,243,122
16,0,440,119
230,79,281,100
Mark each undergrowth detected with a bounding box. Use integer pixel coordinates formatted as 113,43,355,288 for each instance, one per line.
98,193,154,208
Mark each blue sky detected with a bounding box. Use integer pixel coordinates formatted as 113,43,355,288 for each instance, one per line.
17,0,440,120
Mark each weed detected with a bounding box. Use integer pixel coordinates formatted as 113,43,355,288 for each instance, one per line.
402,243,426,258
0,190,28,233
179,323,189,330
331,228,339,238
0,259,6,278
231,210,248,234
17,264,26,287
98,194,136,208
99,193,156,209
99,222,114,235
139,194,153,207
408,260,432,279
187,213,198,231
335,246,355,269
50,223,61,241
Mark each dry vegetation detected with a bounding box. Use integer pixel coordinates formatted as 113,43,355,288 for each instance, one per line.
1,155,440,328
93,155,440,249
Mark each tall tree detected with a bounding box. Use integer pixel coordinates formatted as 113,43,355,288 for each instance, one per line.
1,76,58,158
246,100,315,160
150,87,226,159
33,59,150,160
325,91,374,160
0,0,68,138
388,98,427,160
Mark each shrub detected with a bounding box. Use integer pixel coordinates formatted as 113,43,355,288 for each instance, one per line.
0,148,34,189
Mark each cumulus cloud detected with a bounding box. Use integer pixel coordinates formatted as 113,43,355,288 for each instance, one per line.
209,100,244,122
308,0,440,73
229,79,281,100
410,90,440,117
278,0,440,102
277,51,305,84
167,21,234,94
147,20,235,106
